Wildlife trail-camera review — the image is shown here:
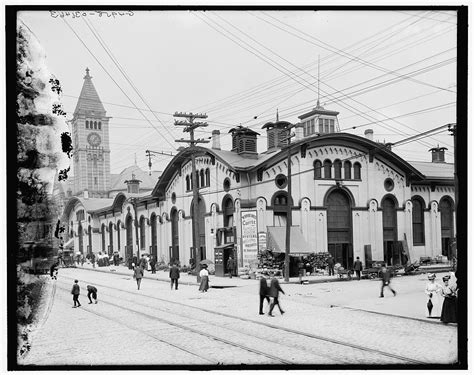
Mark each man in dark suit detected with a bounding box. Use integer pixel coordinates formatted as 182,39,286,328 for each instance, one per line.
259,276,270,315
353,256,363,280
226,256,236,278
327,255,335,276
268,275,285,316
169,263,180,290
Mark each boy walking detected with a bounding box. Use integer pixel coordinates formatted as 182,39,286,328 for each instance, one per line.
71,279,81,308
87,285,98,304
169,263,180,290
380,266,397,297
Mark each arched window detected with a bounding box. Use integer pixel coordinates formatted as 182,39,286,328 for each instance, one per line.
170,209,179,262
205,168,210,187
223,197,234,227
150,214,157,258
86,120,89,129
439,197,454,257
382,196,397,265
344,161,352,179
273,192,289,226
109,222,114,254
116,220,121,251
94,121,97,129
353,162,361,180
98,121,102,130
186,175,190,191
324,160,332,179
412,197,425,245
314,160,322,179
200,169,205,187
334,159,342,179
196,171,200,188
140,216,146,250
101,224,106,252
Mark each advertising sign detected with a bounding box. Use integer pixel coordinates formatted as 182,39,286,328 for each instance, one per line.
258,231,267,252
241,211,258,267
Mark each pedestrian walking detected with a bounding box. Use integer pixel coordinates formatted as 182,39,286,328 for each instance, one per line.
226,256,236,278
91,252,96,268
169,263,180,290
425,273,442,318
132,254,138,268
327,254,335,276
259,276,270,315
87,285,98,304
440,275,457,324
71,279,81,308
50,261,59,280
149,255,157,274
268,274,285,316
113,252,120,266
379,266,396,298
139,254,148,271
353,256,363,281
133,263,144,290
198,264,209,292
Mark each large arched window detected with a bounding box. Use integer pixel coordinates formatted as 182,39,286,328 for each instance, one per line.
170,208,179,262
88,225,93,255
314,160,322,179
324,159,332,179
140,216,146,250
78,223,83,254
196,171,200,188
273,192,289,226
382,196,398,265
223,197,234,227
344,161,352,179
439,197,454,257
353,162,361,180
412,197,425,245
126,214,133,259
205,168,210,187
334,159,342,179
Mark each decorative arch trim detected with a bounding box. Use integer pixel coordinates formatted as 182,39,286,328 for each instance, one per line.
323,186,355,207
381,193,399,208
270,190,294,207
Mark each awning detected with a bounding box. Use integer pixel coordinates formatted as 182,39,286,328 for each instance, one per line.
63,238,74,249
266,226,314,255
214,243,234,249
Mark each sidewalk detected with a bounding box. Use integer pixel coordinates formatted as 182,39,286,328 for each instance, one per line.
63,261,453,288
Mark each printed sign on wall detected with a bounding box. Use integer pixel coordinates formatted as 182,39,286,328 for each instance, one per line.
241,211,258,267
258,231,267,252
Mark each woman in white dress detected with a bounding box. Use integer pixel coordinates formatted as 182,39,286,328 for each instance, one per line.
424,273,442,318
198,264,209,292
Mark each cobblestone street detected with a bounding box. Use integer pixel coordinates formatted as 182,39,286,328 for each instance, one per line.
18,266,458,367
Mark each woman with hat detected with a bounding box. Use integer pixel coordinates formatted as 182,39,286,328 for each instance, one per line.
198,264,209,292
424,273,442,318
440,275,457,324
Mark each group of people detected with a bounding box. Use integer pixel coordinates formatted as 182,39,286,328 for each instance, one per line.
70,280,98,307
259,273,285,317
425,273,457,323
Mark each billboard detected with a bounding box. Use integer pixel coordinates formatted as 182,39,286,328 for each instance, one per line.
241,211,258,267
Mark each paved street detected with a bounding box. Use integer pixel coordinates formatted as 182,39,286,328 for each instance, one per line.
19,266,458,366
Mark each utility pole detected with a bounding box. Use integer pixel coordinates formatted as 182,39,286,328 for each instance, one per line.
283,125,296,282
174,112,209,278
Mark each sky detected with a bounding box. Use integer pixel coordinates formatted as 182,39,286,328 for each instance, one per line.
18,9,458,175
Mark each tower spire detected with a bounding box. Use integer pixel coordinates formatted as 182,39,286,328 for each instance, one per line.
276,108,279,122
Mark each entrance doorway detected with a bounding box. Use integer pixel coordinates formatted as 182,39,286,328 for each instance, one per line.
382,196,398,265
126,214,133,260
326,189,353,270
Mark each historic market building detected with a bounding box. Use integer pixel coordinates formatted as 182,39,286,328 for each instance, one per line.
60,71,456,276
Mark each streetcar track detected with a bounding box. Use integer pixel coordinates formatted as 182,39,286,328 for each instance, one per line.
59,275,426,364
54,283,292,365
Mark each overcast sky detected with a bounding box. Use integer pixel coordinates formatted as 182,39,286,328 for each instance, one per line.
19,9,458,175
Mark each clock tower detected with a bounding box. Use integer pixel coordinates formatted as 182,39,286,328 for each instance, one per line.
71,68,111,197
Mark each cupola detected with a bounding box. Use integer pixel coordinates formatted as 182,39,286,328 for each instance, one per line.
261,120,292,151
228,125,259,158
429,146,447,163
125,174,141,194
298,101,339,138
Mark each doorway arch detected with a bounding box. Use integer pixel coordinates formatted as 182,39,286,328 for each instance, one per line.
325,189,353,269
439,196,454,258
170,208,179,262
382,195,398,265
126,214,133,260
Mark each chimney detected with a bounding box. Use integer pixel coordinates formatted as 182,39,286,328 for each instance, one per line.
429,146,447,163
83,189,89,199
294,123,304,142
125,173,141,194
364,129,374,141
212,130,221,150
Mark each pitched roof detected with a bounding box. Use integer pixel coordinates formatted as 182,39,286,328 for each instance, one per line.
73,68,106,116
407,161,454,179
109,165,161,191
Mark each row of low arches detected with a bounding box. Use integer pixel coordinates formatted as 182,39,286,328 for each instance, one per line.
185,168,211,191
313,159,362,180
85,120,102,130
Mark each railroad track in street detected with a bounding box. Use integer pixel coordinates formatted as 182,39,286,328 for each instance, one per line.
56,275,426,365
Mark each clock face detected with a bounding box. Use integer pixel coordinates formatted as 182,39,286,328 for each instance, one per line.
87,132,101,147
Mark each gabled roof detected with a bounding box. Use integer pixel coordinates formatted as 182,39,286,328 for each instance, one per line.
109,165,161,191
408,161,454,180
73,68,106,117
